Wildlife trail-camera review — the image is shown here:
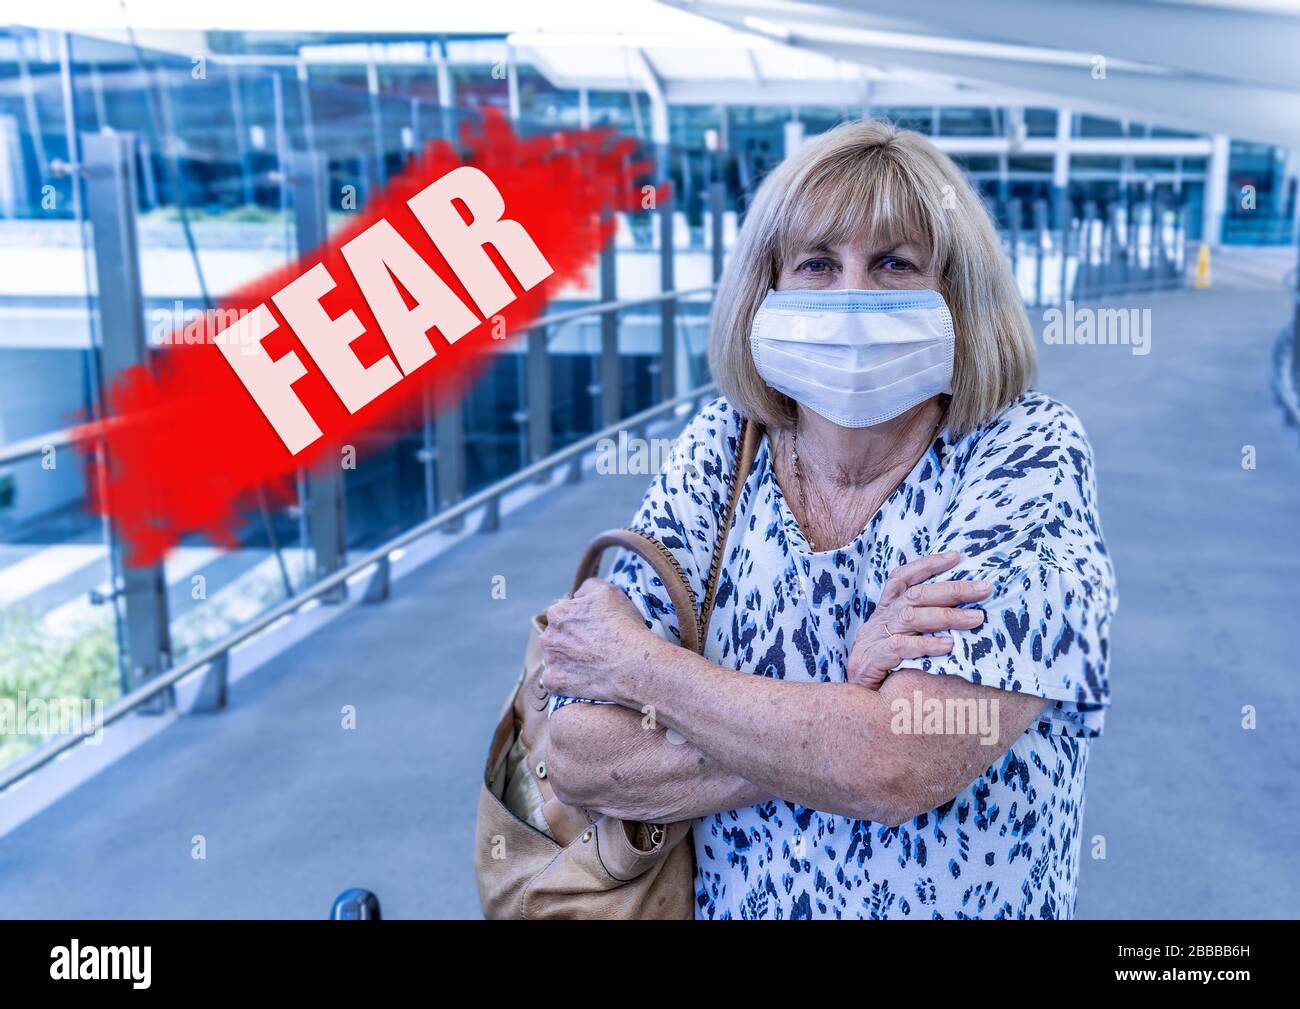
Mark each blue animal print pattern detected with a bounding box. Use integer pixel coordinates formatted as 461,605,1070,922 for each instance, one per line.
554,392,1116,919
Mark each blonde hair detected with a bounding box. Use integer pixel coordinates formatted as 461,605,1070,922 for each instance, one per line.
709,118,1036,436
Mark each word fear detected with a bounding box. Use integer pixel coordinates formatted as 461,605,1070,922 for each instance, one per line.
215,166,553,454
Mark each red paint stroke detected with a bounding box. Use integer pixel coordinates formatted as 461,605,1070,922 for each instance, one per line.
74,114,660,567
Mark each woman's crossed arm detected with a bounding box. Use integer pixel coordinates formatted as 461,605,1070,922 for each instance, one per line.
544,554,1047,828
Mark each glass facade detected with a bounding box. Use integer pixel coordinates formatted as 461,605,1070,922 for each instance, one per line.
0,26,746,771
1224,141,1296,244
0,23,1284,771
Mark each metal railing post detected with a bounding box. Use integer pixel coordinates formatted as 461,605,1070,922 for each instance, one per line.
1058,215,1072,306
1032,198,1048,307
81,131,174,711
1080,201,1097,301
418,388,436,516
1140,201,1157,292
599,221,620,427
527,323,552,476
1154,200,1175,287
287,150,349,602
190,653,228,713
658,194,677,401
1109,204,1129,296
709,179,726,283
435,387,467,521
1177,205,1191,283
1006,198,1022,285
363,555,390,603
479,496,501,533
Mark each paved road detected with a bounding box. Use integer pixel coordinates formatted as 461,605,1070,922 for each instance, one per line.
1,285,1297,919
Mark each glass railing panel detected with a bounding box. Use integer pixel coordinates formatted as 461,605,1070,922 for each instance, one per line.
61,39,312,664
613,303,665,420
0,28,121,769
462,347,528,497
0,445,120,769
547,312,603,452
340,397,432,552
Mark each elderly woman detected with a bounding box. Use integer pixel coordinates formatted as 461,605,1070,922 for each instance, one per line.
538,119,1116,920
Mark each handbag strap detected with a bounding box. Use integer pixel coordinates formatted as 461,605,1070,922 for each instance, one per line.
573,529,705,653
701,419,761,636
571,417,762,655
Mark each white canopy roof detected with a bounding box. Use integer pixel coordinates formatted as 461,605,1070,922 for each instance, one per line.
15,0,1300,146
657,0,1300,147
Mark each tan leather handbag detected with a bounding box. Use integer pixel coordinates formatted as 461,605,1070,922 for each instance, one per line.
474,419,760,920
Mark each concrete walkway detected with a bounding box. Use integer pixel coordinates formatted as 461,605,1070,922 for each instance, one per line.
1046,285,1300,919
1,284,1297,919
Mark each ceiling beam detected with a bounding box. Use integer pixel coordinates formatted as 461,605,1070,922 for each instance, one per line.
812,0,1300,94
800,36,1300,147
668,0,1300,146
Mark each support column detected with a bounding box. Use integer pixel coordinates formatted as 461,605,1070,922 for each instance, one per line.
1032,198,1048,307
227,66,255,207
1006,197,1022,288
783,116,805,161
709,179,726,283
81,132,173,703
436,40,455,141
599,225,620,427
648,71,675,403
658,192,677,401
1052,107,1071,231
1204,133,1231,248
435,393,466,515
295,60,317,154
506,45,521,121
366,60,387,190
287,150,348,600
527,323,552,468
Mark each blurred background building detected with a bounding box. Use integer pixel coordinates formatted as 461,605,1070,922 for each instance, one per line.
1,1,1298,918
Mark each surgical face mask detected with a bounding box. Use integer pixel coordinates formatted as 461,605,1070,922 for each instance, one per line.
749,288,955,428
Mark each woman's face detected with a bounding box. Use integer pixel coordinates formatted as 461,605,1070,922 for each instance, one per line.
776,227,939,293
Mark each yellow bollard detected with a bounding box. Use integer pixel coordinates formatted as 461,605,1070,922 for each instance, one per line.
1194,242,1211,288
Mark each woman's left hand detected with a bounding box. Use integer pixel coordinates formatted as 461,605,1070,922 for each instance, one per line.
538,578,655,705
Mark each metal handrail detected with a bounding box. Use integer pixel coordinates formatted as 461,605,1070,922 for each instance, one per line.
0,285,717,469
530,285,714,331
0,426,83,468
0,380,719,793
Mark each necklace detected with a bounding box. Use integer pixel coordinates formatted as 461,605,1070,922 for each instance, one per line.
788,429,820,550
788,408,946,551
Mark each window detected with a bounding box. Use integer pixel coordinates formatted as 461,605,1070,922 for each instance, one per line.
938,107,995,137
874,107,932,134
1075,114,1124,138
1023,107,1058,137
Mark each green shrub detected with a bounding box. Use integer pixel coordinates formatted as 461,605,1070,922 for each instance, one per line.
0,608,119,767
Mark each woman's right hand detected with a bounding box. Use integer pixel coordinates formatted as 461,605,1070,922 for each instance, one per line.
846,551,993,690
